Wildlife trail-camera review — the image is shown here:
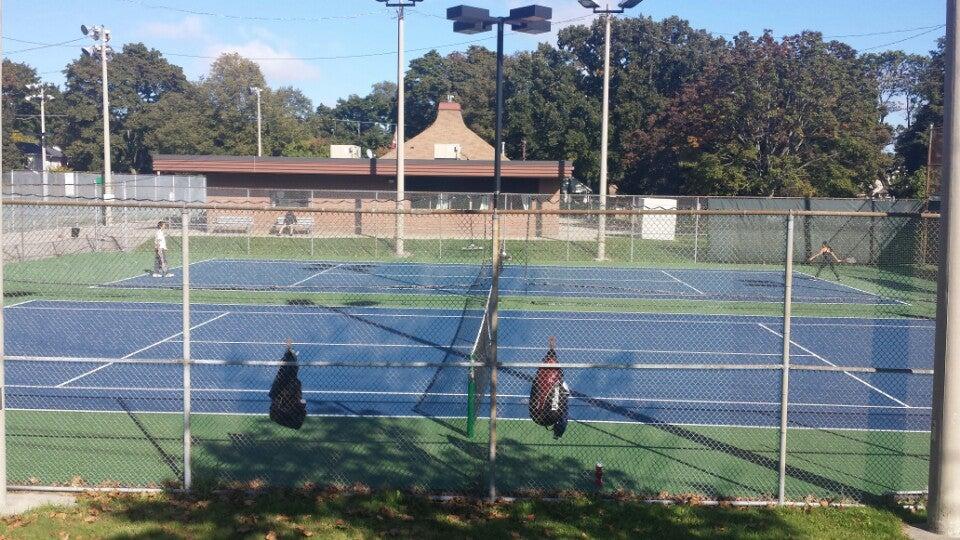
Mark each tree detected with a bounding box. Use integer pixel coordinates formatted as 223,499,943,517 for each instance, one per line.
199,53,267,156
504,44,599,183
624,31,890,197
59,43,189,172
2,60,41,169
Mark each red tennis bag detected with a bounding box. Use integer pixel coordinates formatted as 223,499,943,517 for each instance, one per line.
529,337,570,438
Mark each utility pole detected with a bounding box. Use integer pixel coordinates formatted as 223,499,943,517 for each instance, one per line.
250,87,263,157
26,84,54,199
81,24,113,223
375,0,423,256
929,0,960,535
577,1,644,260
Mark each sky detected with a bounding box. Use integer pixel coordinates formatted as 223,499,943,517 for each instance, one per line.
2,0,949,108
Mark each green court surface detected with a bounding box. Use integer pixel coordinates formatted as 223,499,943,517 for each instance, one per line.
8,411,928,501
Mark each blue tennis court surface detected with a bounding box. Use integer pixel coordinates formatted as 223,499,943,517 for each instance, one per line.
6,300,932,432
102,258,901,305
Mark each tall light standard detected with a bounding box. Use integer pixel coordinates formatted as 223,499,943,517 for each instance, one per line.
376,0,423,256
447,5,552,206
578,0,643,260
81,24,113,222
447,4,552,503
930,2,960,535
249,86,264,157
26,83,54,199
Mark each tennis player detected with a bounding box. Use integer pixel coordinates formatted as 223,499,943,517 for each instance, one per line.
153,221,173,277
808,241,842,280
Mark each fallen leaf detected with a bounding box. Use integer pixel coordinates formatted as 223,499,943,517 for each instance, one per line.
265,532,277,540
58,532,70,540
84,515,98,523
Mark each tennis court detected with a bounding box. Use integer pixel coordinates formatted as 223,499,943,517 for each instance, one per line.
5,298,932,497
102,258,901,305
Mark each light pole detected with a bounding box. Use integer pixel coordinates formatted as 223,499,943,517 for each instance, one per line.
448,4,552,503
376,0,423,256
249,86,263,157
448,5,552,207
930,1,960,535
578,0,643,260
81,24,113,223
26,84,54,200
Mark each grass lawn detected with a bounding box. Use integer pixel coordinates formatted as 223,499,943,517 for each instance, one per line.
8,411,929,503
0,489,913,539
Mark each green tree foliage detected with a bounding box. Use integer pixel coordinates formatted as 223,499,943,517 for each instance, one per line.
2,60,42,169
624,31,891,196
3,14,943,198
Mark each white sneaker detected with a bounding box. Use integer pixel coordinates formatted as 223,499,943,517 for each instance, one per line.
164,273,174,277
152,273,162,277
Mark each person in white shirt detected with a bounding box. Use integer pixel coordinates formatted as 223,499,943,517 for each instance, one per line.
153,221,172,277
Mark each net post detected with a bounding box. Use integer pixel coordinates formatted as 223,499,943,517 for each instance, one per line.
181,208,192,491
487,212,501,503
777,211,795,505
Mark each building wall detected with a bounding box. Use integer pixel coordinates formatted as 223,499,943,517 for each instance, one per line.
206,173,561,196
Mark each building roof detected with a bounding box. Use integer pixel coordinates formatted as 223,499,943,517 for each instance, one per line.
380,101,505,161
152,154,571,179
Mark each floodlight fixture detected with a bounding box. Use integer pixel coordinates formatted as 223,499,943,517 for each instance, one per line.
80,24,89,35
578,0,600,8
446,4,553,215
375,0,423,6
619,0,644,8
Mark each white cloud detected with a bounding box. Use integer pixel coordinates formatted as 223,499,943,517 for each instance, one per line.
203,40,322,82
140,16,206,40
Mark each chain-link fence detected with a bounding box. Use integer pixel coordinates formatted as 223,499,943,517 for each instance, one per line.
0,198,937,504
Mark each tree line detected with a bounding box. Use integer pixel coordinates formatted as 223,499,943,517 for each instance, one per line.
0,15,945,198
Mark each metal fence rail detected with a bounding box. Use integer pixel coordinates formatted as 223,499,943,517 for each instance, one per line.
0,198,937,503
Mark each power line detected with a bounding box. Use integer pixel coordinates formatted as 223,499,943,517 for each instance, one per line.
111,0,384,23
861,26,945,52
4,36,85,54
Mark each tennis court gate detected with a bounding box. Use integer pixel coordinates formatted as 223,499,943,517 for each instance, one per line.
0,198,939,504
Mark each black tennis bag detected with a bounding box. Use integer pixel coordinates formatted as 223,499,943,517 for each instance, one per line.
269,348,307,430
529,341,570,439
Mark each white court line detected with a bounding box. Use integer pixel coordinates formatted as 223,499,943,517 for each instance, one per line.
172,339,811,358
794,270,909,306
659,270,706,295
6,407,931,434
289,263,342,287
757,323,913,408
54,312,232,388
9,301,935,328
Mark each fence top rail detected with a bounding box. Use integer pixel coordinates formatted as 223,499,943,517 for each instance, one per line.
0,197,942,219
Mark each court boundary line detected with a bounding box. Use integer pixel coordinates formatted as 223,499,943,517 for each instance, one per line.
288,263,343,287
757,323,913,408
9,299,936,326
170,338,813,358
5,407,932,434
795,270,910,306
660,270,706,295
54,312,232,388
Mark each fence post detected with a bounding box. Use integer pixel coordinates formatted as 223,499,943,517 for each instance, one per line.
181,209,192,490
694,198,701,263
0,13,7,507
630,196,637,263
487,212,501,502
777,211,795,505
438,212,443,261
